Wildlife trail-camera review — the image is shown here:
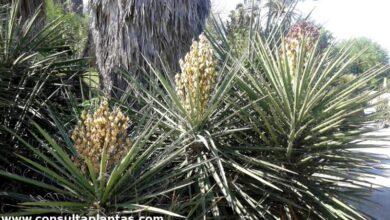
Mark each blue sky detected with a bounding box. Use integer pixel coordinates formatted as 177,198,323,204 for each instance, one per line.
211,0,390,54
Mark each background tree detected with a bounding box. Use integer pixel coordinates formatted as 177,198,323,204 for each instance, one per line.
223,0,301,57
46,0,88,56
89,0,211,96
55,0,83,14
337,37,389,75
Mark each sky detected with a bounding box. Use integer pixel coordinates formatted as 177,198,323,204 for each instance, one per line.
211,0,390,54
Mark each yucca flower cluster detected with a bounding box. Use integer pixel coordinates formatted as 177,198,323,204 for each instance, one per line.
175,34,217,118
71,98,132,173
284,21,320,76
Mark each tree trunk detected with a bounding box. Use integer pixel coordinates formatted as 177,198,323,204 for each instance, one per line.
89,0,211,96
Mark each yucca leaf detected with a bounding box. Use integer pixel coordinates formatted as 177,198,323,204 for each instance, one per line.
15,154,83,197
0,171,72,196
32,122,94,194
21,202,87,208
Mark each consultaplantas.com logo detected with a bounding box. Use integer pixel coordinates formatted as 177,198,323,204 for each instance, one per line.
1,215,164,220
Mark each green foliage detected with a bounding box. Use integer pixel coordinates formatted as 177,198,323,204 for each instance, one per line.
337,37,389,75
120,24,389,218
46,0,88,56
122,37,257,218
1,0,390,219
208,16,389,218
232,31,389,219
0,0,86,167
0,117,186,217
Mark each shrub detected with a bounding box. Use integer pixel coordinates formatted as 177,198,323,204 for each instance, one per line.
0,0,88,211
0,0,86,167
122,33,292,218
0,98,187,217
126,22,389,218
46,0,88,57
233,22,389,219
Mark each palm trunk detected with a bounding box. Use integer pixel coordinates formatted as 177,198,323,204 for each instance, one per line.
89,0,211,96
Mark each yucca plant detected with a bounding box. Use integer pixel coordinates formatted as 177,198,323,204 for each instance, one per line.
0,98,190,217
122,33,292,219
0,0,86,167
232,21,390,219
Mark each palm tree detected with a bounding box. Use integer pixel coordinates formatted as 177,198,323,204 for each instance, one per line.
88,0,211,96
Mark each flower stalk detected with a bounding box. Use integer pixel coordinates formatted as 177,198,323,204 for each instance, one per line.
71,98,132,173
175,34,217,121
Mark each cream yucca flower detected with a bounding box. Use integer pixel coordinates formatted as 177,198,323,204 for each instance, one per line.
175,34,217,119
71,98,132,173
284,21,320,76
